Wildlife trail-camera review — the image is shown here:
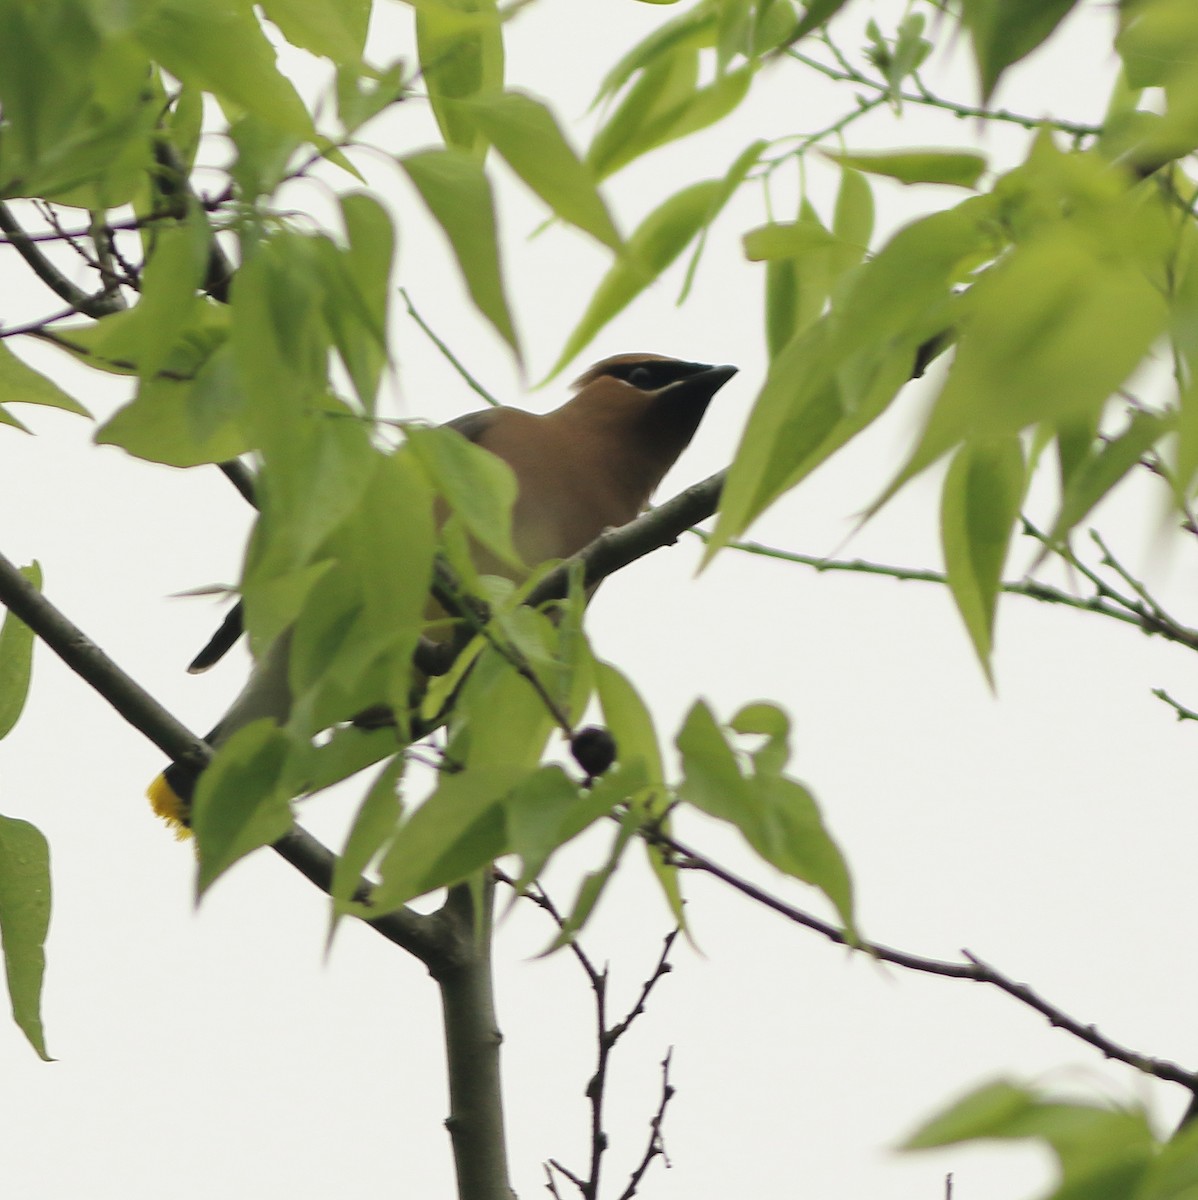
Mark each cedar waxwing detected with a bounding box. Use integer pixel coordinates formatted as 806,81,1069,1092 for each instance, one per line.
147,353,737,827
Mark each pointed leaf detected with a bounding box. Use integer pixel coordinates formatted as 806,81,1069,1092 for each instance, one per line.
592,6,716,105
401,147,519,355
260,0,370,60
0,342,89,417
328,755,406,942
940,438,1026,684
462,91,621,249
416,0,503,154
1048,409,1170,543
134,0,314,137
886,231,1168,505
0,562,40,741
676,701,854,929
0,814,51,1059
787,0,852,45
406,422,522,570
192,721,298,896
958,0,1080,102
708,198,995,560
372,767,522,909
587,47,698,181
825,148,987,189
547,177,725,377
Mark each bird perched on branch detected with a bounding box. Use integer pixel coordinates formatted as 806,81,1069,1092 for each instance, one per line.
147,352,737,828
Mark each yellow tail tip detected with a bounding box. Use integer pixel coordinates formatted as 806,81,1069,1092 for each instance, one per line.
146,773,192,841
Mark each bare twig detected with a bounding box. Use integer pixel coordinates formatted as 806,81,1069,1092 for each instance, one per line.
0,202,125,318
616,1051,675,1200
503,870,679,1200
692,527,1198,653
649,825,1198,1095
786,45,1101,138
401,286,502,407
1152,688,1198,722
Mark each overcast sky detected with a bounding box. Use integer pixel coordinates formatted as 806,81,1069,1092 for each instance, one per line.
3,2,1195,1198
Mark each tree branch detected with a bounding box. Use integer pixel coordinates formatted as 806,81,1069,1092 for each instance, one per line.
528,471,726,608
0,202,125,319
0,549,449,967
651,826,1198,1095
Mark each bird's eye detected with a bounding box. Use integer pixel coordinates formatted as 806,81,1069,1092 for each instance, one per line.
627,366,653,388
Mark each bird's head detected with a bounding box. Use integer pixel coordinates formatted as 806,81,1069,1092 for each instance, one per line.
566,353,737,446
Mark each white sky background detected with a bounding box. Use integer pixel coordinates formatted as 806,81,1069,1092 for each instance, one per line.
3,1,1196,1197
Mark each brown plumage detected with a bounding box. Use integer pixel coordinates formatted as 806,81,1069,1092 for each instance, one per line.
445,353,736,567
150,353,736,826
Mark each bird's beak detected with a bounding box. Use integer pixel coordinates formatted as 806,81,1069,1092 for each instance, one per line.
665,363,738,403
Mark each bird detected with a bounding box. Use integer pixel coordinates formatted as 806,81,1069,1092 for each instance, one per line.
147,352,737,830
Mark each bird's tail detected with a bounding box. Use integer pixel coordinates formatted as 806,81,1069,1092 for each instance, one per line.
146,771,192,840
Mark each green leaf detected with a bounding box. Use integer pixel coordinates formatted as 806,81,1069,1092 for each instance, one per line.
506,765,610,889
328,755,406,941
592,5,716,105
1048,410,1171,544
595,659,664,789
905,1082,1155,1200
1114,0,1198,167
958,0,1080,103
589,56,753,181
406,422,522,571
95,341,252,467
825,148,987,189
547,808,640,950
760,200,834,358
0,0,100,163
0,814,51,1059
886,229,1168,504
192,721,298,896
832,166,874,255
587,45,699,180
743,220,840,260
134,0,314,137
904,1081,1036,1149
0,562,41,741
1137,1117,1198,1200
400,147,519,355
678,138,768,301
289,447,436,732
302,726,401,794
591,659,682,922
460,91,621,250
709,198,994,561
260,0,370,61
547,177,726,377
787,0,852,46
325,193,395,411
132,218,214,378
416,0,503,154
0,342,89,419
940,438,1026,684
372,766,522,909
676,700,855,930
231,234,331,433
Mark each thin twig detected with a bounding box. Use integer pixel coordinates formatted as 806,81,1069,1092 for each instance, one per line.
649,825,1198,1094
690,528,1198,652
400,286,501,407
0,203,125,319
503,868,679,1200
786,46,1101,138
616,1051,675,1200
1152,687,1198,722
